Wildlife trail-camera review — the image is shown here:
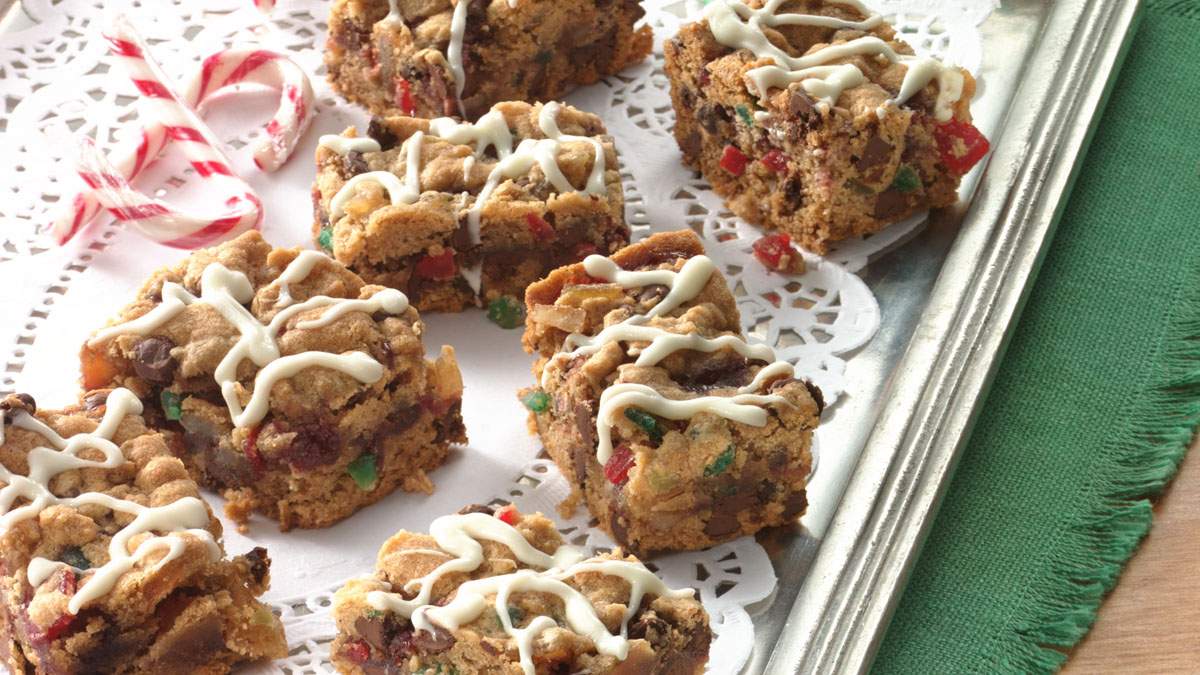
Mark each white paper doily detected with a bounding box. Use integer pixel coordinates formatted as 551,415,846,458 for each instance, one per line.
0,0,994,672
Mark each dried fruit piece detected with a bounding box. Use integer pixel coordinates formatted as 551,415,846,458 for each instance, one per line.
242,425,266,479
317,227,333,252
487,296,525,329
624,408,663,444
752,233,804,273
347,453,377,490
735,104,754,127
60,547,89,571
395,78,415,116
933,119,990,174
892,166,920,191
520,390,551,412
645,465,678,493
524,213,555,242
704,445,736,476
160,390,184,421
343,639,370,665
760,149,789,174
537,50,552,66
571,241,598,261
603,445,635,485
719,145,747,176
495,504,517,525
415,250,456,280
80,347,119,392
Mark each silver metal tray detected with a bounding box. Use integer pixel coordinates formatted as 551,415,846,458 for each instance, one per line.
0,0,1142,673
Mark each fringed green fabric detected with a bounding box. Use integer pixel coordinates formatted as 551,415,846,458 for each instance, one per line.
872,2,1200,672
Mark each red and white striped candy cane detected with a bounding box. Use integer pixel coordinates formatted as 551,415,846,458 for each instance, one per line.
186,48,314,172
50,19,313,246
254,0,276,14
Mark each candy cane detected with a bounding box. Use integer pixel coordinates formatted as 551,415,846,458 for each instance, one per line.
49,19,313,246
254,0,276,14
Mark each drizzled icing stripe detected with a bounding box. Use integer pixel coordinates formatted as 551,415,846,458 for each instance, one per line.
325,103,608,295
0,389,220,614
366,513,692,675
88,254,409,428
318,134,382,156
541,252,799,463
703,0,966,121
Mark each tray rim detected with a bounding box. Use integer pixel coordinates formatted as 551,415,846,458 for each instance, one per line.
761,0,1145,672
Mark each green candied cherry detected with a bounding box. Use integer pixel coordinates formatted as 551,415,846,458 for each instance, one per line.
160,390,184,421
704,445,736,476
844,178,876,196
317,227,334,252
252,606,277,626
346,453,378,490
537,49,552,66
645,465,679,493
487,296,525,329
624,408,663,444
520,390,551,413
891,166,920,192
735,104,755,127
60,547,90,571
496,605,523,628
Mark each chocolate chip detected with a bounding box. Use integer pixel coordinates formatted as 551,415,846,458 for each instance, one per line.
366,116,398,151
131,336,177,384
344,150,369,176
609,511,631,549
696,104,720,134
411,625,455,653
1,393,36,422
703,512,741,539
355,615,387,651
244,547,271,586
574,401,594,449
805,380,825,414
789,88,817,118
856,134,893,171
873,187,909,219
782,490,809,520
638,284,669,308
81,391,109,412
678,356,748,391
679,86,697,109
680,129,702,161
782,174,805,209
629,614,670,641
456,504,496,516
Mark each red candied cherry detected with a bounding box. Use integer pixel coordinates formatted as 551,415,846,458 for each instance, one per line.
414,250,457,281
760,149,790,174
571,242,598,262
342,639,370,665
752,233,804,273
394,78,415,117
933,119,990,174
719,145,747,176
242,425,266,479
495,504,518,525
524,213,555,242
603,445,636,486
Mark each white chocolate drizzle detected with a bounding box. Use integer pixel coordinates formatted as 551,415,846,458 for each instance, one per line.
0,389,221,614
318,134,382,156
447,0,470,117
88,255,409,429
540,253,800,463
327,102,608,297
703,0,965,121
366,513,692,675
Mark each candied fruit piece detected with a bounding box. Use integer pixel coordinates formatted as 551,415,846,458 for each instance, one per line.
735,104,754,127
760,149,789,174
645,465,678,493
525,213,555,242
395,78,415,116
704,445,736,476
80,347,118,392
844,178,876,196
719,145,747,176
60,548,89,571
603,445,635,485
160,390,184,421
317,227,333,252
624,408,663,444
242,425,266,479
520,390,551,412
415,250,456,280
537,49,552,66
934,118,990,174
495,504,518,525
343,639,370,665
252,606,276,626
892,166,920,191
752,233,803,273
487,296,525,329
347,453,377,490
571,241,598,261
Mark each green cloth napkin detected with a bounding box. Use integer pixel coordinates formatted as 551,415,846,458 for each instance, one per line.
871,1,1200,672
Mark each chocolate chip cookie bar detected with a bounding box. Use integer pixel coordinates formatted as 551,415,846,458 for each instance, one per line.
80,231,466,531
0,390,287,673
520,230,822,555
325,0,653,120
313,100,629,314
331,505,711,674
664,0,990,253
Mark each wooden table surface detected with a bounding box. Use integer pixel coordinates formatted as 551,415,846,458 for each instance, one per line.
1060,434,1200,674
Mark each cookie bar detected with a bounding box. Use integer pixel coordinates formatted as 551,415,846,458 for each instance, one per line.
520,230,822,555
313,101,629,314
331,505,711,674
664,0,990,253
325,0,652,120
80,231,466,531
0,390,287,674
